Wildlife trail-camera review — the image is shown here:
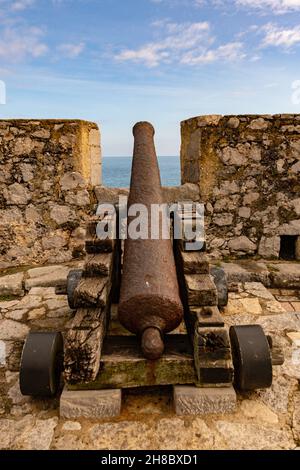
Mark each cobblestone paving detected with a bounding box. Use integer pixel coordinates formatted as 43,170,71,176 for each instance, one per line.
0,266,299,450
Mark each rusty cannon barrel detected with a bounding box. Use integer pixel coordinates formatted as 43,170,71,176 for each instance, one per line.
118,122,184,360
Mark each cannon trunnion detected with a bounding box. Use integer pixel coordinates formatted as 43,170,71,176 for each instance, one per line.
19,122,283,410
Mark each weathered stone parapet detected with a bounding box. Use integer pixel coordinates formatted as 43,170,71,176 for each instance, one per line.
181,114,300,259
0,120,101,268
2,114,300,267
94,183,200,205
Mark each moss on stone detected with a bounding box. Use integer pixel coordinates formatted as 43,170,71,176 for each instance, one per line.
0,294,19,302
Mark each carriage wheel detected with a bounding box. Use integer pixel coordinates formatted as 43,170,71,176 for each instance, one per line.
20,332,64,397
230,325,272,391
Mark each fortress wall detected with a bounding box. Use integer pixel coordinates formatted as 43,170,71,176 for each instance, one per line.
181,114,300,259
0,118,200,270
0,120,101,269
1,115,300,268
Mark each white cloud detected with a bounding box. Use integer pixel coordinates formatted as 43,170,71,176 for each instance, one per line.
152,0,300,14
0,0,35,13
0,0,49,62
115,21,244,67
262,23,300,47
116,46,167,68
250,54,261,61
11,0,35,11
0,26,48,61
236,0,300,14
115,22,210,67
181,41,245,64
0,1,87,63
57,42,85,58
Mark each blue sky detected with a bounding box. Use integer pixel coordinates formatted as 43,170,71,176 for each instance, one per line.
0,0,300,155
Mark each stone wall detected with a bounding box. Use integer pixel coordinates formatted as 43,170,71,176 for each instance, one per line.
181,114,300,259
2,115,300,268
0,119,202,270
94,183,200,205
0,120,101,269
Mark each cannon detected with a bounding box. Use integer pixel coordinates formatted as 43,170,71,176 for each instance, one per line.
118,122,184,360
19,122,284,412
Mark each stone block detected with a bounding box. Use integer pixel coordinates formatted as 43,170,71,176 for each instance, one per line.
196,115,222,127
94,186,129,205
221,262,250,284
228,236,257,254
65,190,90,206
4,340,23,371
278,220,300,236
163,183,200,203
259,312,300,333
222,261,271,287
94,184,200,206
50,205,76,226
0,272,24,296
239,297,262,315
292,302,300,312
215,420,294,450
240,400,278,424
227,117,240,128
62,421,82,431
258,236,280,259
59,172,86,191
238,206,251,218
60,388,122,419
32,129,51,139
185,274,218,306
180,251,210,274
174,385,237,416
25,265,70,290
0,320,29,341
269,263,300,288
3,183,31,205
0,416,58,450
220,146,248,166
243,282,275,300
286,332,300,347
213,213,233,226
248,117,269,130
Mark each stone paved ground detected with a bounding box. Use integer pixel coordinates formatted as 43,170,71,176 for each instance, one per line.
0,264,299,450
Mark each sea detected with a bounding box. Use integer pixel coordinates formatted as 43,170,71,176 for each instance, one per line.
102,156,180,188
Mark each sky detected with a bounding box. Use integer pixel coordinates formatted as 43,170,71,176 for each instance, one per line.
0,0,300,156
